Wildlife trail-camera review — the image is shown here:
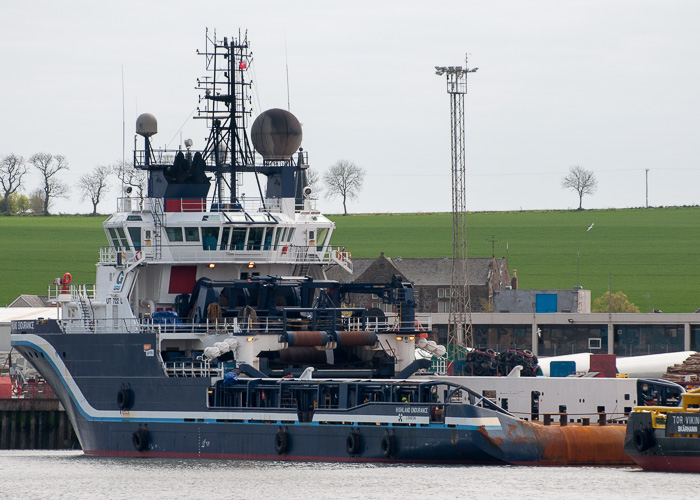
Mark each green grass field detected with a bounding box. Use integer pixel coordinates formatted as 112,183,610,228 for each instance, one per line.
1,207,698,312
0,216,106,306
328,207,700,313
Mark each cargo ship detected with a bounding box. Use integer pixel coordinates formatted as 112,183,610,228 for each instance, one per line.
10,29,633,464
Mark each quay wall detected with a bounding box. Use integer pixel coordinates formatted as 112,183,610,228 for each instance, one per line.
0,399,79,450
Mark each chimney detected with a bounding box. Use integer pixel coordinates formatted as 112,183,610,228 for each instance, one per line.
511,269,518,290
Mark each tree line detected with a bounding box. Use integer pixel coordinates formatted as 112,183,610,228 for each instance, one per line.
1,153,366,217
0,153,140,216
4,152,603,216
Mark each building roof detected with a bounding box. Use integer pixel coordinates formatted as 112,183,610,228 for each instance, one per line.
0,307,57,323
8,295,50,308
327,254,506,286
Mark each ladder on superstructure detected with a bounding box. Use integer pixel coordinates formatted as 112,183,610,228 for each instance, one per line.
150,197,164,259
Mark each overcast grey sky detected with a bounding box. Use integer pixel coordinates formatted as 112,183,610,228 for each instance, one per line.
2,1,699,215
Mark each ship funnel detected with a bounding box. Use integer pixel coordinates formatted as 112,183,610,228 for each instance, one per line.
136,113,158,137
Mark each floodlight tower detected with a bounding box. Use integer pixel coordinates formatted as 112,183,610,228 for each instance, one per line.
435,57,478,365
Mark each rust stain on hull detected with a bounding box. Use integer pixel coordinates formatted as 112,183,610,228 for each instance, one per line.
528,422,633,466
478,425,504,446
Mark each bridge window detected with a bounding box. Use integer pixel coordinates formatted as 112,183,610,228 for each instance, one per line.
220,227,231,250
108,227,130,250
316,228,329,251
108,228,120,249
202,227,219,250
166,227,183,242
231,228,247,250
128,227,142,251
274,228,285,248
184,227,199,242
247,227,264,250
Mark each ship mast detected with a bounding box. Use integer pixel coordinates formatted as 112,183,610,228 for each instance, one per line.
195,28,255,205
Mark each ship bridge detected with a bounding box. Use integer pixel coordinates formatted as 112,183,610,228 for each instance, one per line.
100,196,352,272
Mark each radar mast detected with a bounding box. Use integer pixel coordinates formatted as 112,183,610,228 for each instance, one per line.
195,28,255,205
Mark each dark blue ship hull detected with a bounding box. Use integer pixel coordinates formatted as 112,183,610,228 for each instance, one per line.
12,331,543,464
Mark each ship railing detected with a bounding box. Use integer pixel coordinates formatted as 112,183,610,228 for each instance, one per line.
51,312,429,337
344,314,433,333
144,313,431,336
430,356,447,376
134,149,182,169
142,317,285,336
115,196,164,214
99,247,145,268
134,148,249,171
11,378,55,400
162,360,223,378
294,199,318,212
58,317,141,334
99,243,348,268
116,195,287,215
48,283,97,302
632,388,700,429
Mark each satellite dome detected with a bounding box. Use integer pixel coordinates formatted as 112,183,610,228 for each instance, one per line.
136,113,158,137
251,108,302,160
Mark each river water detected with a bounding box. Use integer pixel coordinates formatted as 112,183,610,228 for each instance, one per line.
0,450,693,500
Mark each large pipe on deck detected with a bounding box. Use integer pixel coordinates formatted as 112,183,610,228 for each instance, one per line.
285,331,330,347
278,347,328,364
528,422,632,465
335,331,377,346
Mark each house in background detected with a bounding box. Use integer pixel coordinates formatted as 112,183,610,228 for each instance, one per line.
8,295,50,308
326,252,512,342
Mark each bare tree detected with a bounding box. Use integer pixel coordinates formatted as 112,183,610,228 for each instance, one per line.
0,154,28,216
323,160,365,216
561,165,597,210
112,160,147,201
79,165,111,215
30,153,70,215
305,168,320,192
